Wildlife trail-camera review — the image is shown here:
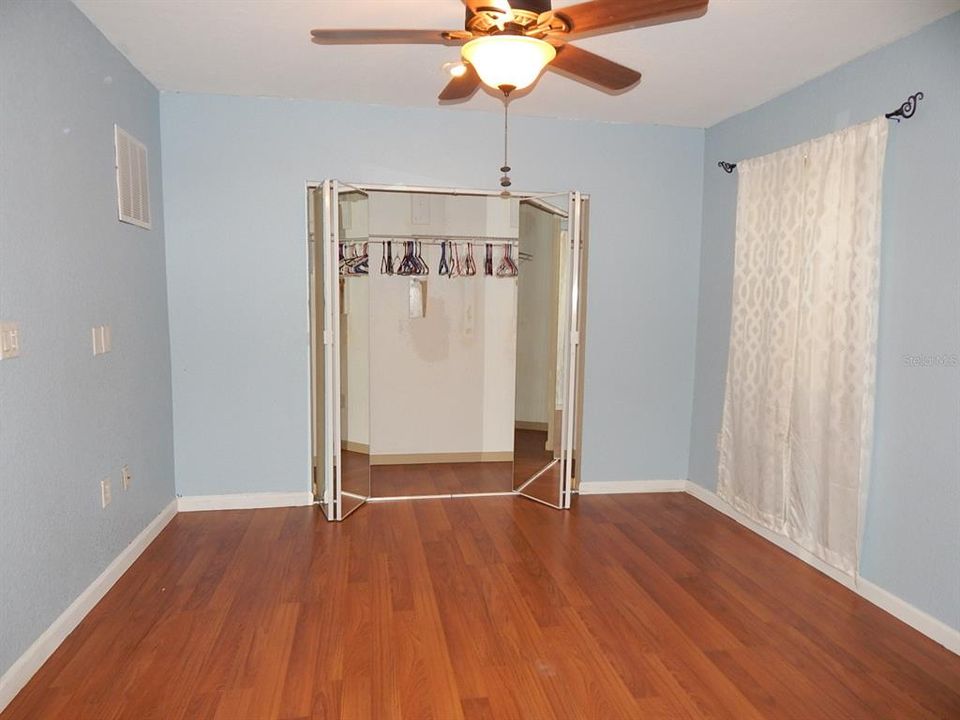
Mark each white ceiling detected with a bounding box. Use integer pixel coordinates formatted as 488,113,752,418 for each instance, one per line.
73,0,959,128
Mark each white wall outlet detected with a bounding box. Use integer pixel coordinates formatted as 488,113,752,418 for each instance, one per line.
100,477,112,508
0,322,21,359
121,465,132,490
92,325,112,355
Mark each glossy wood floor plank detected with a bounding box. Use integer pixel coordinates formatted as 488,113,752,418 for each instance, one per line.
3,494,959,720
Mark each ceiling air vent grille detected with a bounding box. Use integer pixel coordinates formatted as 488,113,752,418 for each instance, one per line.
114,125,151,229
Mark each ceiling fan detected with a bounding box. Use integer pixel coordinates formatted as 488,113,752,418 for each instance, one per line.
310,0,709,101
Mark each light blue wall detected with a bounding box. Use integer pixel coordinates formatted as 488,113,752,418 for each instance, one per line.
0,0,175,676
688,12,960,629
159,94,705,496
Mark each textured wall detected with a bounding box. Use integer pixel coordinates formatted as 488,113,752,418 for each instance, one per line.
0,0,175,676
159,94,705,496
688,12,960,629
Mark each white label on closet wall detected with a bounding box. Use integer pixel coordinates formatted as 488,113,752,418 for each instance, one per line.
409,279,426,319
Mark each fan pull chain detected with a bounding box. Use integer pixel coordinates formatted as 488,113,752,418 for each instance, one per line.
500,98,512,193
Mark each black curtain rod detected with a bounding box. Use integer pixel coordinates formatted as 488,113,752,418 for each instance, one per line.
717,91,924,174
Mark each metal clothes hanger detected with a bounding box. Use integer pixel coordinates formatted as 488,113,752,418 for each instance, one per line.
416,241,429,275
450,242,463,278
496,245,518,277
464,243,477,276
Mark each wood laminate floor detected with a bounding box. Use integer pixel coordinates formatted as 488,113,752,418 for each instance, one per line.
4,494,958,719
370,461,513,497
368,430,555,498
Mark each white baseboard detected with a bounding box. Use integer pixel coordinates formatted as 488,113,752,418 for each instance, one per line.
577,479,687,495
683,481,855,589
177,491,313,512
684,481,960,656
856,575,960,655
0,499,178,712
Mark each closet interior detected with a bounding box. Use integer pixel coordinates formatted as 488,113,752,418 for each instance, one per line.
308,182,587,520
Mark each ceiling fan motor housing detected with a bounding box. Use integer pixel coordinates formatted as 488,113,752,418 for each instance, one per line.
503,0,552,12
465,0,555,33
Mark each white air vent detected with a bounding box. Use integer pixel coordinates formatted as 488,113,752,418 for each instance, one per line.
114,125,151,229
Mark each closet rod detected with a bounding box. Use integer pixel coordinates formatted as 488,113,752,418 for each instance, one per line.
342,234,519,244
717,90,924,174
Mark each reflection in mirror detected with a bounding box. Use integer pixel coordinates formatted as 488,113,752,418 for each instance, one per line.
338,190,371,517
513,197,569,506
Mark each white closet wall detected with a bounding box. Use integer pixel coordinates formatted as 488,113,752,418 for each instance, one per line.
350,193,520,458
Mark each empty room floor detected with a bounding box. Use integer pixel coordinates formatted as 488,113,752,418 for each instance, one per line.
3,494,958,719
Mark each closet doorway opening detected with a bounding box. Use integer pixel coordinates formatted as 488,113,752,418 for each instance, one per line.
307,182,588,521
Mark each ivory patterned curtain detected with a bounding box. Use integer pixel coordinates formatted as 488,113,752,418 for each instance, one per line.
717,117,889,574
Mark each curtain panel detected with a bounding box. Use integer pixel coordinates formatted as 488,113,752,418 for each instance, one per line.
718,117,889,575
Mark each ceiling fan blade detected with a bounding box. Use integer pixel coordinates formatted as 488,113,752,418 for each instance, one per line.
555,0,708,38
439,65,482,102
310,29,465,45
549,44,641,91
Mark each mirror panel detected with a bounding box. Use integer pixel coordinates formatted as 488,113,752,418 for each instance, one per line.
513,195,570,507
337,189,371,518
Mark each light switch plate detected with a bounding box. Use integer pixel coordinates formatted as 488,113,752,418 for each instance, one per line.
0,322,21,359
121,465,132,490
92,324,112,355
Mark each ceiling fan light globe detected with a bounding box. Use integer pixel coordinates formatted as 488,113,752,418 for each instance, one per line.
461,36,556,92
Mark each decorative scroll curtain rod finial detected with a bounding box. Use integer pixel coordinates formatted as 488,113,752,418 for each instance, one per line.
885,91,924,122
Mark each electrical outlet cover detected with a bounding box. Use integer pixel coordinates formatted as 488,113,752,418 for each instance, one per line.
101,477,112,508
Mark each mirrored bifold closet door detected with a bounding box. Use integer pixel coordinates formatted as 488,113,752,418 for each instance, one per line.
309,180,371,521
310,182,586,520
513,192,586,509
